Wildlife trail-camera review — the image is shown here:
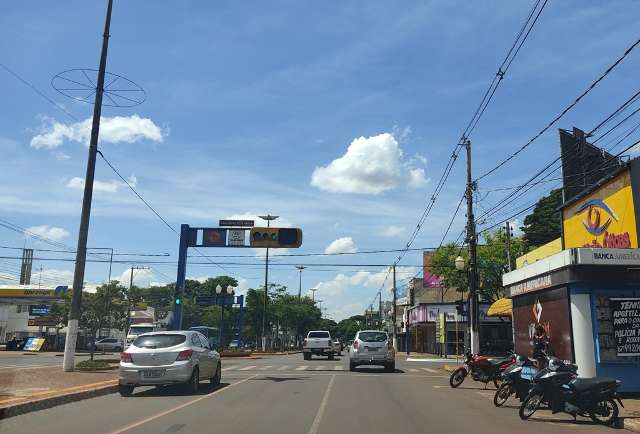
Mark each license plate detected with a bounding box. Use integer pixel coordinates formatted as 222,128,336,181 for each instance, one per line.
141,369,165,378
365,347,378,352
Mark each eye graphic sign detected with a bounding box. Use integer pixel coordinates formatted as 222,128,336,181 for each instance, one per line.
562,170,638,249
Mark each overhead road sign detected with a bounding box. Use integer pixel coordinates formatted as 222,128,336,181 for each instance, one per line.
228,229,245,246
202,228,227,247
219,220,254,227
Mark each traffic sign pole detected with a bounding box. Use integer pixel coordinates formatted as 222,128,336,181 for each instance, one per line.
172,224,189,330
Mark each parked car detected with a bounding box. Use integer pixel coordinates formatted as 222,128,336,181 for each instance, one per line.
332,339,343,356
95,337,123,352
118,331,221,396
303,330,334,360
348,330,395,372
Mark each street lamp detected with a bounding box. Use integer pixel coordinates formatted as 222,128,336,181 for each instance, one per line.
258,214,278,352
455,256,465,271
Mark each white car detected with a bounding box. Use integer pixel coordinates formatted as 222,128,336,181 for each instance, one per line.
332,339,343,356
119,331,221,396
95,337,123,352
348,330,395,372
303,331,334,360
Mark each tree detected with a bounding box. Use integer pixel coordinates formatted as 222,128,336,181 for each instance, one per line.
335,315,365,341
521,188,562,248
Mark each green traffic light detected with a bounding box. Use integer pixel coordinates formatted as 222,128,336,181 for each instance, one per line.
175,298,181,305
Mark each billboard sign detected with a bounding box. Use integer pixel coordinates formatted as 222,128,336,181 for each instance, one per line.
610,298,640,356
29,305,50,316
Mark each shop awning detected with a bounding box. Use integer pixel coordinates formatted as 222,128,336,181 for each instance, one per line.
487,298,512,317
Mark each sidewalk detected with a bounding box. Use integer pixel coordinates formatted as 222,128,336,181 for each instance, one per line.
0,365,117,419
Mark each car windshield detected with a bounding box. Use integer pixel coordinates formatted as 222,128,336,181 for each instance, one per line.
358,332,387,342
132,334,186,349
308,332,330,338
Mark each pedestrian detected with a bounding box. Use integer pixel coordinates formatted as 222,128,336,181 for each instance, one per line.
532,324,549,367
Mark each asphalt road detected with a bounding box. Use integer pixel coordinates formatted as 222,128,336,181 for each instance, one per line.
0,353,613,434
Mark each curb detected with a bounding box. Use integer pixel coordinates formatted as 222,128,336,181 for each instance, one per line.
0,381,118,420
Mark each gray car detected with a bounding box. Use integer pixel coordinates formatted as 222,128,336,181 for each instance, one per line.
348,330,395,372
118,330,221,396
95,337,123,352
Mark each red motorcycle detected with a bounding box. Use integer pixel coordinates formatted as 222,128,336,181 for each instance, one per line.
449,352,515,389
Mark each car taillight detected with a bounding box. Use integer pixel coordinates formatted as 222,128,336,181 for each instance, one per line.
175,349,193,361
327,339,332,346
303,339,307,347
121,352,133,363
353,340,359,350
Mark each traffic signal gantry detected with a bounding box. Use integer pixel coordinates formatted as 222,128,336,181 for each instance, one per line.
171,220,303,330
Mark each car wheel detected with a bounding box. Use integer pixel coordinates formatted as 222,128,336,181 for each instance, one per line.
303,353,310,360
385,362,395,373
349,361,356,371
119,385,134,397
184,367,199,394
211,363,221,386
328,354,335,360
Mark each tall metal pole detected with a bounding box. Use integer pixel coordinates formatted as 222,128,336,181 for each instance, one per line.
465,140,480,355
259,214,278,352
63,0,113,372
378,292,382,330
296,265,306,299
392,265,397,350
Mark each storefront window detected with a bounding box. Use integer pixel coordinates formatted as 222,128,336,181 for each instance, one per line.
595,295,640,362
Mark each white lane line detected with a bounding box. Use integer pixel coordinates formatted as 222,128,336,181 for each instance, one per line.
421,367,438,373
334,366,343,371
295,365,308,370
221,366,237,371
0,364,51,370
308,375,335,434
314,365,325,371
107,375,257,434
409,368,419,372
258,365,273,371
238,365,256,371
277,365,289,370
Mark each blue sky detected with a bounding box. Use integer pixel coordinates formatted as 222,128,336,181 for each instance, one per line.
1,1,640,320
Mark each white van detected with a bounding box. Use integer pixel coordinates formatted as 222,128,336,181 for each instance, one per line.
126,323,157,347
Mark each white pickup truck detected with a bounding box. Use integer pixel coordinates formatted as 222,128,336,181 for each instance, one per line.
303,330,334,360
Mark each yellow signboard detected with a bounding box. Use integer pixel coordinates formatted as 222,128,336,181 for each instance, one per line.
562,170,637,249
0,287,68,299
516,238,562,269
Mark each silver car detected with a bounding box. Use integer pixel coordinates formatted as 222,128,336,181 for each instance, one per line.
118,331,221,396
95,337,123,352
348,330,395,372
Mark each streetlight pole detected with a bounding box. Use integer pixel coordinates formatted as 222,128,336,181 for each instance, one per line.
464,138,480,355
392,264,397,350
63,0,113,372
296,265,306,299
258,214,278,352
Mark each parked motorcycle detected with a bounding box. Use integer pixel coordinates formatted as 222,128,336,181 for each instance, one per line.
449,351,515,389
493,354,537,407
519,357,623,426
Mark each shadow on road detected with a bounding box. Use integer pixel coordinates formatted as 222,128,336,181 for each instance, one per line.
129,382,229,397
351,367,405,374
252,376,307,382
525,416,602,426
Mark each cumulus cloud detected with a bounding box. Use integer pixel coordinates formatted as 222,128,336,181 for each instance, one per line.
118,268,156,288
324,237,357,254
25,225,69,241
66,175,137,193
381,225,406,238
310,133,427,194
30,114,165,149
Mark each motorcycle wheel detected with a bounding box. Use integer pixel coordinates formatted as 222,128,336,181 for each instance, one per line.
519,392,543,420
493,383,512,407
493,376,503,389
589,399,619,426
449,368,466,388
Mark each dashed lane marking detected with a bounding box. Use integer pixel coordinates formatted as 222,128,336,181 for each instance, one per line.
221,366,236,371
421,367,438,373
296,365,308,370
238,365,256,371
277,365,289,370
258,365,273,371
334,366,344,370
314,365,325,371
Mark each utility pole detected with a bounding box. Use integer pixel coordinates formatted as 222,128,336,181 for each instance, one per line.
258,214,278,352
378,292,382,330
505,221,513,272
63,0,113,372
464,139,480,355
392,265,397,350
296,265,306,299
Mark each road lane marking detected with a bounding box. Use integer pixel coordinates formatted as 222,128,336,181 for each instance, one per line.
238,365,256,371
221,366,237,371
258,365,273,371
277,365,289,370
296,365,308,370
334,366,343,370
308,375,335,434
409,368,419,372
421,367,438,373
106,375,258,434
314,365,325,371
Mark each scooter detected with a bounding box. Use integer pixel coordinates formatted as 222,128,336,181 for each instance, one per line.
493,354,537,407
449,351,515,389
519,357,623,426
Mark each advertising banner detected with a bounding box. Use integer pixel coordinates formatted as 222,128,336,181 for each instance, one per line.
562,170,637,249
610,298,640,356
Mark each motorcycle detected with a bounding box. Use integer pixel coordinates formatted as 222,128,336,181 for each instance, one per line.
519,357,623,426
493,354,538,407
449,351,515,389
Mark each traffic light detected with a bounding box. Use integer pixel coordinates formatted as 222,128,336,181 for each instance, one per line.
174,285,185,306
250,227,303,248
455,299,465,316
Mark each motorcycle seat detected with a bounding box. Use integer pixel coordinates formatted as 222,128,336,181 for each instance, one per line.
488,357,512,366
570,377,618,393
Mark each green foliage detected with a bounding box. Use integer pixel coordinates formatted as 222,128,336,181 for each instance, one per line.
334,315,365,340
521,188,562,248
76,359,112,370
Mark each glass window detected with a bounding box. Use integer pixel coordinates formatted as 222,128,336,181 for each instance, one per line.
133,334,186,349
358,332,387,342
308,332,330,338
190,334,203,347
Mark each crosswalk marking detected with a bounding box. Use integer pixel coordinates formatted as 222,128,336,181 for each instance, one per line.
277,365,289,370
222,366,237,371
421,367,438,373
409,368,419,373
258,365,273,371
314,365,325,371
295,365,308,370
238,365,257,371
334,366,344,371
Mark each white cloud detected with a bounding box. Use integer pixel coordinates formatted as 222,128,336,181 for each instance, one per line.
381,225,406,238
119,268,155,288
66,175,137,193
310,133,427,194
30,114,165,149
324,237,357,254
25,225,69,241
